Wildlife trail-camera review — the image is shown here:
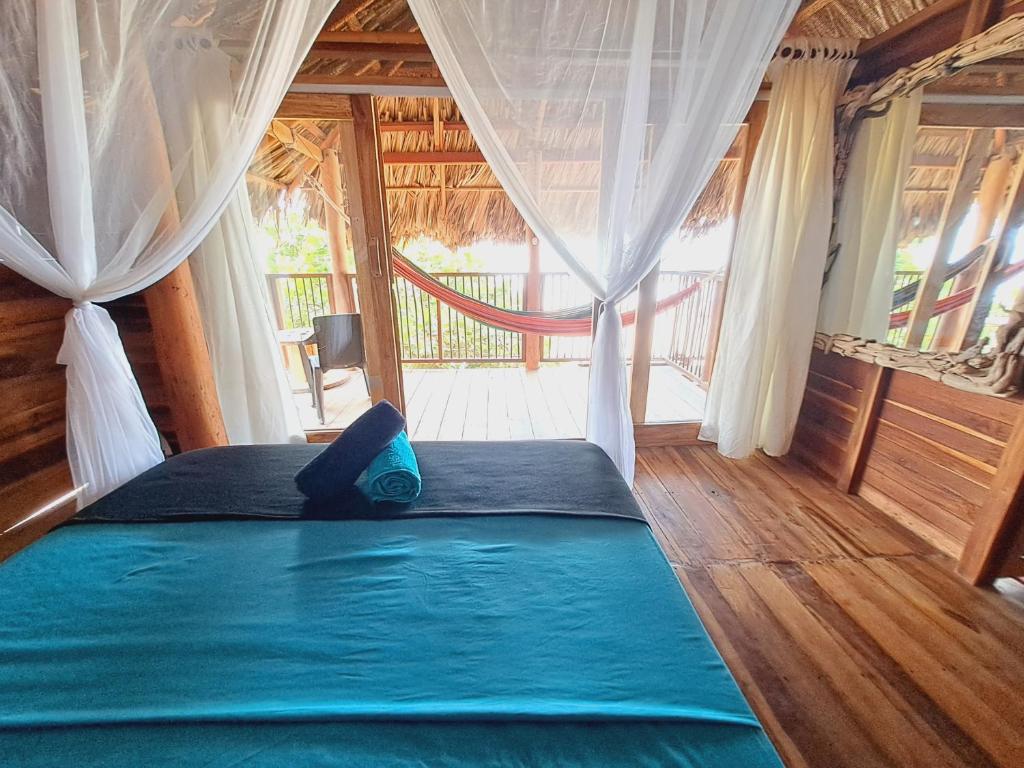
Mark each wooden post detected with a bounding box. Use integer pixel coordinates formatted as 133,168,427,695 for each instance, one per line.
957,403,1024,585
835,365,891,494
960,0,1001,40
629,263,660,424
704,119,758,385
906,129,992,349
739,103,768,209
524,230,542,371
322,148,356,314
964,151,1024,346
134,54,226,452
144,263,228,451
338,95,406,412
934,138,1015,349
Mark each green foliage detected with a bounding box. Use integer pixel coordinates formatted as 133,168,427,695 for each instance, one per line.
259,210,331,274
258,216,523,359
399,236,486,273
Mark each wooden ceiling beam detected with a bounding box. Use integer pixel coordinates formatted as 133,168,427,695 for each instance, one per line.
853,0,972,84
381,144,743,166
309,41,435,63
920,101,1024,128
292,73,448,89
317,31,427,45
383,151,487,165
276,92,353,120
379,120,470,133
962,0,1004,38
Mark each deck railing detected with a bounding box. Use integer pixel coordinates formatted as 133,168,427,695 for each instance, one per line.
886,270,924,347
663,272,724,384
394,272,527,362
266,269,724,381
266,273,342,330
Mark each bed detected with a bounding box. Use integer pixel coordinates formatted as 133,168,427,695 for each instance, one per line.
0,441,782,767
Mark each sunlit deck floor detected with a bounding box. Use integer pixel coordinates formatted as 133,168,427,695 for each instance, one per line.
295,363,705,438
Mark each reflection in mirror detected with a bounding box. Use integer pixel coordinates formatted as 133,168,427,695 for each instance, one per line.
825,56,1024,355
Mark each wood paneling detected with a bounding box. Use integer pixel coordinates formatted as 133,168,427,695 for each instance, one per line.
791,351,867,479
105,294,181,453
793,349,1023,565
636,445,1024,768
959,401,1024,583
0,266,72,547
0,267,187,559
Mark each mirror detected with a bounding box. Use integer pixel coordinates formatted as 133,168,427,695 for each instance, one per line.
827,54,1024,354
893,63,1024,352
819,16,1024,396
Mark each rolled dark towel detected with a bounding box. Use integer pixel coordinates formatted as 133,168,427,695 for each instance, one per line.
295,400,406,501
356,431,421,504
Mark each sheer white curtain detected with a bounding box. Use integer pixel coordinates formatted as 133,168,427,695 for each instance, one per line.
700,39,856,459
818,91,922,340
165,43,304,445
0,1,332,503
408,0,798,482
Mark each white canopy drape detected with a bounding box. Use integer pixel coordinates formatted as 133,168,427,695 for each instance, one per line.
0,1,332,503
701,39,856,458
408,0,799,482
818,91,922,340
168,43,304,445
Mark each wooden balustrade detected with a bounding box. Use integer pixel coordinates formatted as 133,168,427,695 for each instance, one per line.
265,269,723,375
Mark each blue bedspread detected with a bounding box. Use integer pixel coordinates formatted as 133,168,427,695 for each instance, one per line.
1,514,782,767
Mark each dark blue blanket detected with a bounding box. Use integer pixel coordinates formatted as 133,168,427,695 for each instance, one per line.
72,441,645,524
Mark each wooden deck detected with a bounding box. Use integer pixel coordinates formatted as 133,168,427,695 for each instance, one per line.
636,445,1024,768
295,363,706,437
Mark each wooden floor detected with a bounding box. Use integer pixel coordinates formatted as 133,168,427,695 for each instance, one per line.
295,363,706,437
635,445,1024,768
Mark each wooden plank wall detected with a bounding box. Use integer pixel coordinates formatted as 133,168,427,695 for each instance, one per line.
793,349,1021,559
791,351,868,478
106,294,181,453
0,269,178,555
0,266,73,537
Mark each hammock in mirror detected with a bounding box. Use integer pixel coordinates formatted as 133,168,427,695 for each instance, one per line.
888,242,1024,328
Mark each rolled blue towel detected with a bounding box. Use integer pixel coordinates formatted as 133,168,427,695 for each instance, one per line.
356,431,421,504
295,400,406,501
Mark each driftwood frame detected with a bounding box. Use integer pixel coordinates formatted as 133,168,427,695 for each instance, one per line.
821,13,1024,397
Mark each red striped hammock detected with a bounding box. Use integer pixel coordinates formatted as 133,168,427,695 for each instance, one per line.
888,259,1024,329
392,254,706,336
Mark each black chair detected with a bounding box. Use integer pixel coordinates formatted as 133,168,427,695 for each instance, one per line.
299,314,369,425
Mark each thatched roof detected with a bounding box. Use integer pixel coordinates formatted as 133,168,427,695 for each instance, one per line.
794,0,942,39
900,127,972,245
297,1,945,85
298,0,436,87
248,96,741,247
898,126,1024,246
251,0,950,247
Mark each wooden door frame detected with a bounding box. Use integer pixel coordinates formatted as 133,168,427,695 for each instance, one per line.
273,93,406,414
